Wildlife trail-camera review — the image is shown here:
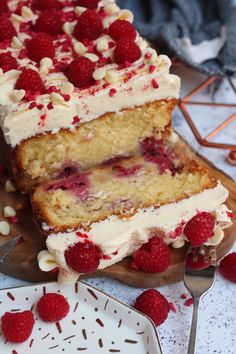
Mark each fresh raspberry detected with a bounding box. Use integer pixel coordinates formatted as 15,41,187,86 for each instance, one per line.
77,0,99,8
65,57,95,88
33,0,62,10
134,289,170,326
37,293,70,322
0,0,9,14
108,20,136,41
186,252,210,270
65,241,101,273
0,52,17,72
0,16,17,41
219,252,236,283
184,212,215,246
1,311,35,343
34,11,63,35
73,9,103,41
131,236,171,273
15,69,45,94
26,33,55,62
114,38,141,64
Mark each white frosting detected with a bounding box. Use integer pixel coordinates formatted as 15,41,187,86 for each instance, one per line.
38,182,232,283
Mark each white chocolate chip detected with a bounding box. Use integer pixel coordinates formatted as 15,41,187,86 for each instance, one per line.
84,53,99,62
157,54,172,71
21,6,34,19
104,4,120,15
105,70,119,84
205,227,224,246
40,57,53,68
172,239,185,248
96,38,109,52
118,9,134,22
0,221,10,236
11,89,25,103
39,65,49,75
74,41,87,55
11,14,25,24
63,22,73,35
11,36,23,49
93,68,106,81
61,82,74,95
5,180,17,193
3,206,16,218
50,92,67,105
75,6,86,16
38,250,58,272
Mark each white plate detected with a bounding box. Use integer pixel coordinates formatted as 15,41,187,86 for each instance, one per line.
0,281,162,354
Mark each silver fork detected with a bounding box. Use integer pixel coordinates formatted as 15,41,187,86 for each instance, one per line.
184,245,217,354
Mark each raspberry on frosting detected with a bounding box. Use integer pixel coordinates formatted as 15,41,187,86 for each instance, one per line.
33,0,62,10
26,33,55,62
0,0,9,14
114,38,141,64
1,311,35,343
108,20,137,41
73,9,103,41
184,212,215,246
37,293,70,322
15,69,45,95
77,0,100,8
0,16,17,41
65,56,95,88
0,52,17,72
34,10,63,35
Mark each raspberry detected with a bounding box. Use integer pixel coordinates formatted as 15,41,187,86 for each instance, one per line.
0,0,9,14
108,20,136,41
186,252,210,270
1,311,35,343
65,241,101,273
33,0,62,10
15,69,45,94
0,16,17,41
131,236,171,273
0,52,17,72
77,0,99,8
34,11,63,35
219,252,236,283
184,212,215,246
37,293,70,322
114,38,141,64
73,9,103,41
65,57,95,88
27,33,55,62
134,289,170,326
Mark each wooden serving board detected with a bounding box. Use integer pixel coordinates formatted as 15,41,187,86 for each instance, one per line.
0,135,235,287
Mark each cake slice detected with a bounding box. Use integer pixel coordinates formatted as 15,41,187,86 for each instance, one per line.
32,137,232,283
0,0,180,192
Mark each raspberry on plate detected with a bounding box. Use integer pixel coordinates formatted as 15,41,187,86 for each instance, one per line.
108,20,137,41
184,212,215,246
0,16,17,41
37,293,70,322
219,252,236,283
65,241,101,273
34,11,63,35
33,0,62,10
15,69,45,94
65,56,95,88
26,33,55,62
134,289,170,326
1,310,35,343
114,38,141,64
0,0,9,14
73,9,103,41
0,52,17,72
131,236,171,273
77,0,99,8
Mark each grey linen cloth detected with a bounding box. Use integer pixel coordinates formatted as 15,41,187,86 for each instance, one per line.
117,0,236,76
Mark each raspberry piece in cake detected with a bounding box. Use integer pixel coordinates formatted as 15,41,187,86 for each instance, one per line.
34,11,63,35
15,69,45,94
219,252,236,283
131,236,171,273
0,0,9,14
0,52,17,72
37,293,70,322
65,242,102,273
26,33,55,62
184,212,215,246
114,38,141,64
65,57,95,88
108,20,137,41
186,252,211,270
134,289,170,326
1,311,35,343
0,16,17,41
33,0,62,10
73,9,103,41
77,0,99,8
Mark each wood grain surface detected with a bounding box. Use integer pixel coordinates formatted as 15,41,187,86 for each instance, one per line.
0,134,235,287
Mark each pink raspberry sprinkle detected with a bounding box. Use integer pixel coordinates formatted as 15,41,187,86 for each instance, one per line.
184,298,194,307
149,64,156,73
29,102,37,110
72,116,80,125
47,102,54,110
181,293,187,299
103,83,109,89
169,302,177,313
37,104,44,110
8,216,18,224
226,211,233,219
145,52,152,59
62,94,70,102
152,79,159,89
109,88,117,97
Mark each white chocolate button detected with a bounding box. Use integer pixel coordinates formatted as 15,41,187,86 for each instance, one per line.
61,82,74,95
5,180,17,192
21,6,34,19
74,42,87,55
11,36,23,49
3,206,16,218
93,68,106,81
38,250,58,271
84,53,99,62
172,239,185,248
0,221,10,236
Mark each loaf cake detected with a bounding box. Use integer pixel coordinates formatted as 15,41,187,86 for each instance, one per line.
32,136,232,283
0,0,180,192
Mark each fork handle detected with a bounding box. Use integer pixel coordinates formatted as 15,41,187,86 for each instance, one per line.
187,298,200,354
